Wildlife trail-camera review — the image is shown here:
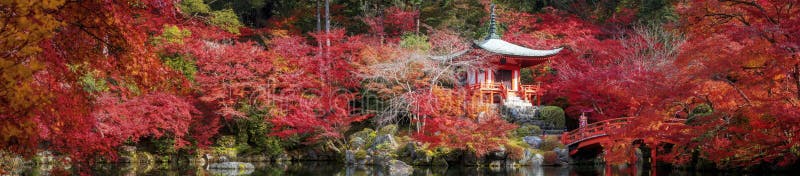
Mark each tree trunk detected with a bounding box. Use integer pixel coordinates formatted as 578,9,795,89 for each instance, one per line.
795,64,800,101
316,0,322,55
415,4,420,34
325,0,331,47
316,0,321,32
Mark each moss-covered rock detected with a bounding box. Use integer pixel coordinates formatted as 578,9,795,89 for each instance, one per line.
377,124,399,136
412,148,432,165
354,150,368,160
349,128,377,149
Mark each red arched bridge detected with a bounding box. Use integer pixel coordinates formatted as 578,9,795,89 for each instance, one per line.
560,117,687,165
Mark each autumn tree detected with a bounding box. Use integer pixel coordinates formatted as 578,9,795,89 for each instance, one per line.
667,0,800,168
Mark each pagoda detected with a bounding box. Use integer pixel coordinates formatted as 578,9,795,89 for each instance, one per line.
466,4,562,108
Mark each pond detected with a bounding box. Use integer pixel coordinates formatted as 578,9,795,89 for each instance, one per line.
15,161,794,176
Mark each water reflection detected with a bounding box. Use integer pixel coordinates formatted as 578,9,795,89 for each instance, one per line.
15,161,794,176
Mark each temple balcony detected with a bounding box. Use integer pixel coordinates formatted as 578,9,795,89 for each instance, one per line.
469,82,506,104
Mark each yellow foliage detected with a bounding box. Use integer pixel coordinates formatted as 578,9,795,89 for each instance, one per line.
1,0,64,116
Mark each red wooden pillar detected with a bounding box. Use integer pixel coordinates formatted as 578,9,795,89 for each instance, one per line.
536,94,542,106
647,141,659,168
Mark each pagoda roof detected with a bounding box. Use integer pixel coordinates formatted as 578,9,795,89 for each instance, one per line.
474,3,562,58
473,39,563,58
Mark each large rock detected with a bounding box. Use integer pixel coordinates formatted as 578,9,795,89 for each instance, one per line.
492,145,507,159
345,150,356,165
554,147,572,165
345,149,370,165
523,136,544,149
517,149,533,165
371,134,398,150
369,149,393,165
384,160,413,176
531,154,544,166
349,137,366,150
411,149,431,165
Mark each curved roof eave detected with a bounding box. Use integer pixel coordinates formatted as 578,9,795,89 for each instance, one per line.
474,38,563,57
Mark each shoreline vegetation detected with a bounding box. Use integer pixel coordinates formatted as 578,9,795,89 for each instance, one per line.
2,0,800,175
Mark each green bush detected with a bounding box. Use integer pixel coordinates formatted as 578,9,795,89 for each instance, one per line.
540,106,565,128
400,34,430,51
216,136,236,148
151,137,177,155
153,25,192,45
514,124,542,137
178,0,211,15
161,55,197,82
232,103,285,157
210,9,243,34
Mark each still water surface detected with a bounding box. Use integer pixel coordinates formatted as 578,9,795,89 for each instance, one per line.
19,161,793,176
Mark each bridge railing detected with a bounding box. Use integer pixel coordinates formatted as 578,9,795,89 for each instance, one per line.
561,117,688,146
561,117,630,146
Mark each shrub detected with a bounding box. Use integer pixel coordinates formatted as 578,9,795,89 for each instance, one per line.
153,25,192,45
505,142,525,160
400,34,430,51
216,136,236,148
514,124,542,137
543,151,558,165
540,106,565,128
161,54,197,82
232,104,285,157
210,9,243,34
178,0,211,15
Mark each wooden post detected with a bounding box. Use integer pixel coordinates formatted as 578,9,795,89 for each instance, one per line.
651,143,657,168
489,92,494,104
536,94,542,106
647,141,658,168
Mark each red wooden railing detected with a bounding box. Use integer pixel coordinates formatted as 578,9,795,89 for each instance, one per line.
561,117,687,146
519,84,541,94
470,82,506,99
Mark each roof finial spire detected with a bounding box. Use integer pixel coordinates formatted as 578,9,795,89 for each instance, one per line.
487,3,500,40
